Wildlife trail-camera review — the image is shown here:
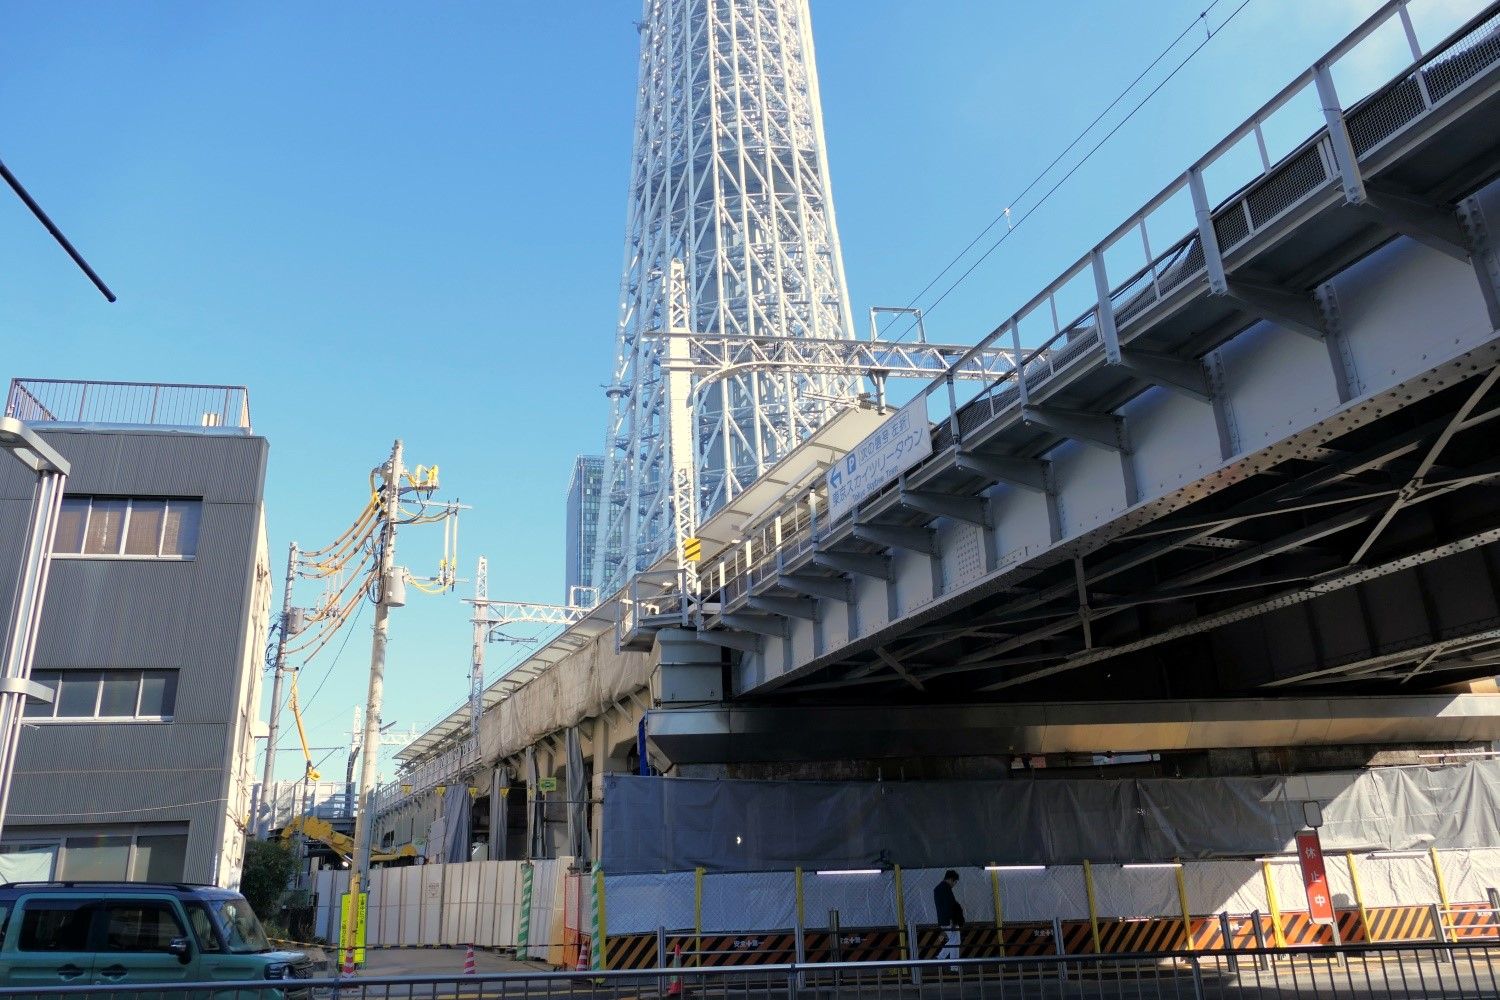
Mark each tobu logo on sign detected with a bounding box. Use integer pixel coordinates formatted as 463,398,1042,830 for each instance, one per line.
1295,829,1336,925
825,398,933,522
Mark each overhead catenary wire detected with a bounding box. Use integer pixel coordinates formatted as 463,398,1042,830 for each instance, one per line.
297,598,369,716
882,0,1254,345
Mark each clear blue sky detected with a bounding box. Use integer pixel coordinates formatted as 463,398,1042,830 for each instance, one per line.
0,1,1480,780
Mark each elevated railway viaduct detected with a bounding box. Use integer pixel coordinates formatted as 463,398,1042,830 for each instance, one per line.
377,1,1500,862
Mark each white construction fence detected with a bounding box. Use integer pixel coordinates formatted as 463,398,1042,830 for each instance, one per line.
316,857,575,961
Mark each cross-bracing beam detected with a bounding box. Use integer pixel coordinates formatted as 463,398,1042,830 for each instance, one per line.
791,367,1500,694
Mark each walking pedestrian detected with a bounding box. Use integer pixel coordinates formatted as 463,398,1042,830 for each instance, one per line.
933,869,964,970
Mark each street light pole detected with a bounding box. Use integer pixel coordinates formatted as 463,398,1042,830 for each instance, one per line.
348,439,402,940
0,417,70,839
256,541,300,837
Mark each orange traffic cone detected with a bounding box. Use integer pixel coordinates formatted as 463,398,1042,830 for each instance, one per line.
464,944,477,975
666,940,684,997
341,946,357,978
575,937,590,973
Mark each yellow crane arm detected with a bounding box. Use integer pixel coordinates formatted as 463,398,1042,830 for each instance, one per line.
279,814,415,863
288,674,320,781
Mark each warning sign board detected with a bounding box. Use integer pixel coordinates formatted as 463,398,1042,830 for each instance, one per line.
1295,829,1335,925
339,891,368,962
682,537,702,562
537,776,559,793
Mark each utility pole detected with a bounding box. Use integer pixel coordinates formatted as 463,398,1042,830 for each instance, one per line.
344,705,362,819
256,541,299,837
470,556,487,738
349,440,402,924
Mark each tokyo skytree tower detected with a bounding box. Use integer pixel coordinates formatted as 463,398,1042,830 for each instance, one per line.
594,0,859,594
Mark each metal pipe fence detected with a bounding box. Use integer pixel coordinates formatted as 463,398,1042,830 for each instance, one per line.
4,941,1500,999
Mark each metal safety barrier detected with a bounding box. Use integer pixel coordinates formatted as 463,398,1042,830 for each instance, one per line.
6,941,1500,998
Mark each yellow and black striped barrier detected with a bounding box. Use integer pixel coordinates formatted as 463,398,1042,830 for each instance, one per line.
587,901,1493,971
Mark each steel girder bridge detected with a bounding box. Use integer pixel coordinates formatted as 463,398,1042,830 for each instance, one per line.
629,1,1500,720
382,1,1500,811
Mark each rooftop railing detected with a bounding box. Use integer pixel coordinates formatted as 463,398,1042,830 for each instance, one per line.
5,378,252,433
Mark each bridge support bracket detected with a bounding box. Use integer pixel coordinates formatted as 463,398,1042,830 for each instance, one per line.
813,550,892,581
900,489,988,527
1224,278,1326,340
855,522,936,554
696,628,760,654
748,595,818,621
777,572,854,603
1118,349,1212,402
1361,183,1470,262
956,451,1048,493
1022,405,1126,453
721,613,788,639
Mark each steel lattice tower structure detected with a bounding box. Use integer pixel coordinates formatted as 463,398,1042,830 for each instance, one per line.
595,0,859,594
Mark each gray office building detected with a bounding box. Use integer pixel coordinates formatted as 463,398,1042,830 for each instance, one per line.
0,378,270,887
564,455,604,603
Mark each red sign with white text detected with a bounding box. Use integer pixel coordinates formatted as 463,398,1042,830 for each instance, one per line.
1295,829,1335,924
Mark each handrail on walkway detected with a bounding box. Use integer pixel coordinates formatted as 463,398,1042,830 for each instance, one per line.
5,939,1500,996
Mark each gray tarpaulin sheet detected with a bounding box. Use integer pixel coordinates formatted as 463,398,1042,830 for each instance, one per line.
488,768,507,861
438,784,471,864
566,726,592,862
526,748,545,858
602,760,1500,873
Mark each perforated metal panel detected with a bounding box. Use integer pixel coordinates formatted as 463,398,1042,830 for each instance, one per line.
942,522,985,594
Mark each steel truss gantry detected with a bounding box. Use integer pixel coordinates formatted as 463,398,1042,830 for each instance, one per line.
465,556,598,734
593,0,1020,596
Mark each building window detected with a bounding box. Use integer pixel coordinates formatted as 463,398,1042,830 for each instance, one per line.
131,833,189,881
62,834,133,881
24,669,178,722
0,843,59,883
1,827,188,883
54,497,201,559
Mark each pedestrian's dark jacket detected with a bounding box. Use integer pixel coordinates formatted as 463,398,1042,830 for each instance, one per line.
933,880,964,927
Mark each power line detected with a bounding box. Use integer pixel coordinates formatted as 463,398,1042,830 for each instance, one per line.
886,0,1255,343
12,798,228,819
299,599,369,716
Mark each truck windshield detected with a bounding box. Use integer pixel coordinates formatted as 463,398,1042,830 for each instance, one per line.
213,897,271,953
